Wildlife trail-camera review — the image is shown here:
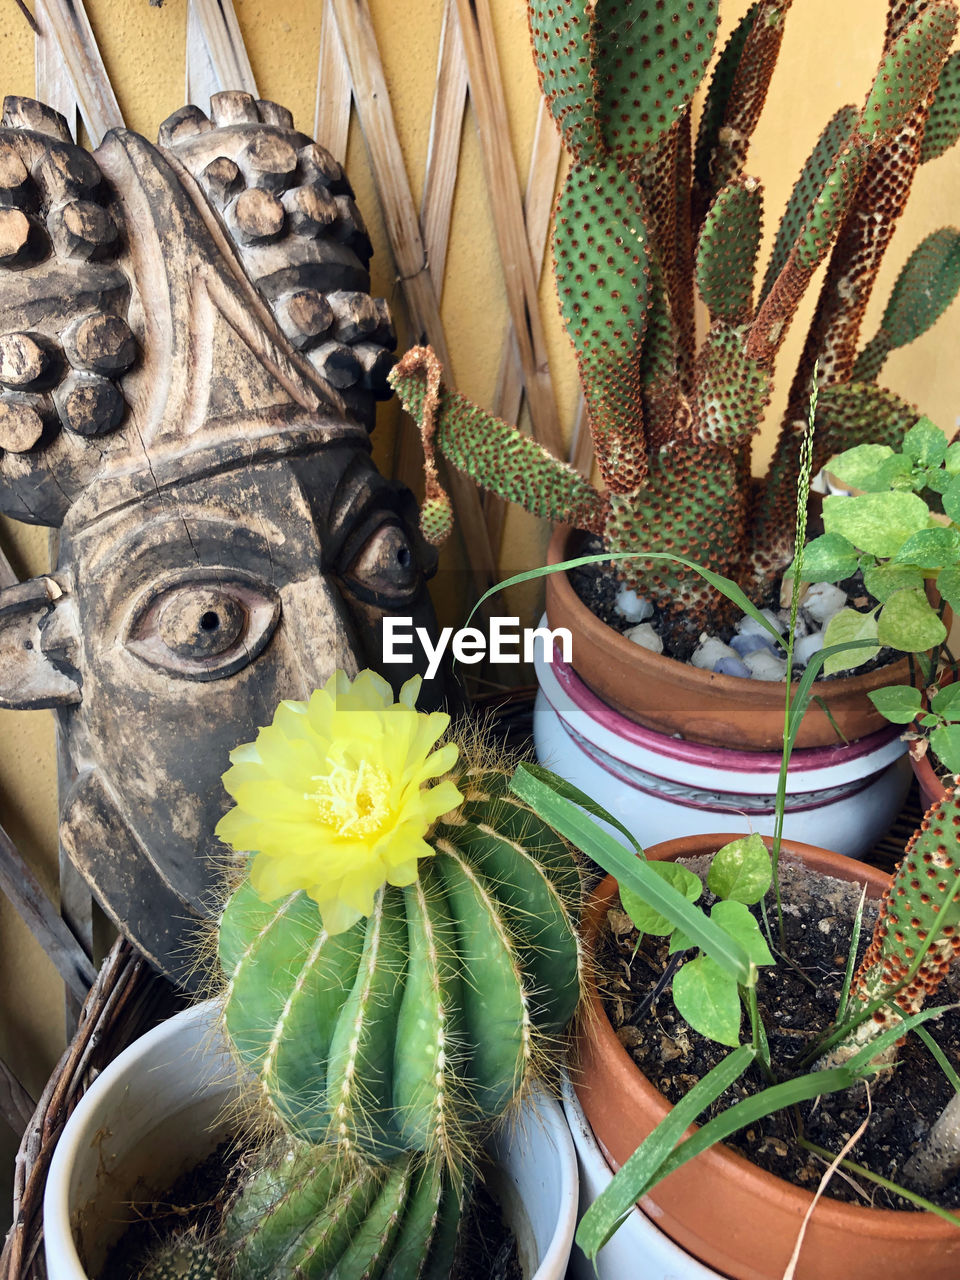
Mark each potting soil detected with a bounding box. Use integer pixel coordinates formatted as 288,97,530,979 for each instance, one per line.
597,856,960,1211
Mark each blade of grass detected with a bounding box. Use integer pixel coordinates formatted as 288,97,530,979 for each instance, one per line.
914,1024,960,1094
798,1138,960,1229
514,761,643,853
466,552,786,646
835,885,867,1024
578,1064,857,1261
510,765,752,982
574,1045,756,1258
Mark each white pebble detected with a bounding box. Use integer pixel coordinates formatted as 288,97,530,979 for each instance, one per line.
776,607,810,638
744,649,788,681
615,587,654,623
625,622,663,654
803,582,847,626
691,636,739,670
739,607,786,638
793,631,824,667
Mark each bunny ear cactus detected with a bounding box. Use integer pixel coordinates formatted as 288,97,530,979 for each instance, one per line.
823,779,960,1068
214,670,583,1167
389,0,960,633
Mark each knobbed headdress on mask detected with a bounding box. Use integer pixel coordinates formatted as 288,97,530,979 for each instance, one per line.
0,94,435,986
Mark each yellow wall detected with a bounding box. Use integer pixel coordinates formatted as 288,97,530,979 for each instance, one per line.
2,0,960,1223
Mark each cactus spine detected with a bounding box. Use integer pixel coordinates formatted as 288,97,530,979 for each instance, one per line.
219,764,582,1164
827,780,960,1065
390,0,960,628
137,1233,218,1280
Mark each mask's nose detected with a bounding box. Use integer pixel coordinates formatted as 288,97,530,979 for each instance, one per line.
278,576,361,698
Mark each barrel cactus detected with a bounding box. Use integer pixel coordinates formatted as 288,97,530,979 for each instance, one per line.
138,1146,464,1280
390,0,960,631
214,669,582,1165
138,1232,218,1280
221,1144,464,1280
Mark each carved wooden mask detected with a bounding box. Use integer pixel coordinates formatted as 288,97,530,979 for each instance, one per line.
0,94,446,985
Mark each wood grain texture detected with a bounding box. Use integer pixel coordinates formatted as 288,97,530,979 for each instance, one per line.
186,0,258,100
314,6,352,165
330,0,495,589
455,0,563,460
0,1057,35,1139
0,821,96,1002
30,0,122,145
34,0,80,142
420,0,468,287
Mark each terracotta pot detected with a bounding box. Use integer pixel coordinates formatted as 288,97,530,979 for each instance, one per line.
911,741,948,813
572,834,960,1280
545,526,921,750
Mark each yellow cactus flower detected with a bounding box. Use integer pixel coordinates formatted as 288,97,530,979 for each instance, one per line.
215,669,462,934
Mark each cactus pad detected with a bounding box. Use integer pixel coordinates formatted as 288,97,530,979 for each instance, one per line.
594,0,718,167
759,105,859,306
861,3,959,144
388,348,608,535
812,381,921,462
528,0,602,162
605,439,745,617
220,766,581,1162
694,325,770,447
830,781,960,1064
852,228,960,381
696,179,764,323
921,49,960,162
694,4,758,200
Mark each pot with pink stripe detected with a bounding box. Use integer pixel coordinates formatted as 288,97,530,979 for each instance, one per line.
533,628,910,858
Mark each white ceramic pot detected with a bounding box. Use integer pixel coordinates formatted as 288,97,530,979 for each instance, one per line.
534,642,910,858
44,1001,578,1280
562,1077,720,1280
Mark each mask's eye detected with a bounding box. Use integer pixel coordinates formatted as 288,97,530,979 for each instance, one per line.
344,521,420,603
126,574,280,680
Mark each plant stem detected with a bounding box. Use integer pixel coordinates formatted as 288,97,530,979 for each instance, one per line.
797,1137,960,1228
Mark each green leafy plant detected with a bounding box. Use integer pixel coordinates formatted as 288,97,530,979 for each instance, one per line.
389,0,960,635
795,418,960,676
871,681,960,773
511,761,960,1260
621,833,774,1048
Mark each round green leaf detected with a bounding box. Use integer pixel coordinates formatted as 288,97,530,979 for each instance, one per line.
937,566,960,612
931,681,960,719
877,589,948,653
931,722,960,773
863,562,924,603
944,442,960,475
620,861,702,937
707,834,772,905
891,526,960,569
822,608,880,675
942,473,960,524
828,443,894,490
672,954,742,1048
867,684,923,724
793,532,860,583
710,901,774,969
822,491,931,557
902,417,949,468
